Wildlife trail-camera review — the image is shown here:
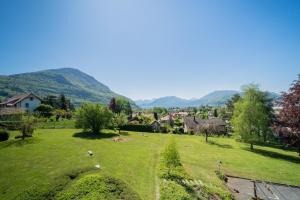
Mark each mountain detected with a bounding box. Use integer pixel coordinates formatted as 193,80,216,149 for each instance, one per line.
187,90,239,107
135,90,240,108
0,68,136,107
137,96,190,108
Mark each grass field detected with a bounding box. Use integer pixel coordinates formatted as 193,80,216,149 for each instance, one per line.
0,129,299,200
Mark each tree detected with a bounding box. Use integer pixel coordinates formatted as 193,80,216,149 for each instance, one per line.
273,75,300,156
75,104,113,133
112,112,128,134
213,109,218,117
34,104,53,118
153,112,159,120
60,93,68,110
153,107,168,115
198,123,215,143
226,94,241,119
231,85,271,150
19,115,37,140
110,98,133,117
109,98,117,113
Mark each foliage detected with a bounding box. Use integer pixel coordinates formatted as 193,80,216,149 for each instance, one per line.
226,94,241,115
163,139,181,168
160,180,192,200
19,116,37,140
0,130,299,200
153,107,168,115
159,139,192,199
37,118,76,129
42,94,74,111
75,103,113,133
0,130,9,141
273,75,300,155
121,124,153,132
108,97,117,112
112,112,128,134
231,85,272,149
35,104,53,118
56,174,141,200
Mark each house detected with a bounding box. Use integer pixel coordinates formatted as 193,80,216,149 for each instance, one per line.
159,114,174,126
0,93,41,112
151,120,161,132
183,116,226,135
171,111,189,118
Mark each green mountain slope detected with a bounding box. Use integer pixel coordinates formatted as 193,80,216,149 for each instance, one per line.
0,68,136,107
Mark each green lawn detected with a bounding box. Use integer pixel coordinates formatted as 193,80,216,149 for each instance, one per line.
0,129,299,200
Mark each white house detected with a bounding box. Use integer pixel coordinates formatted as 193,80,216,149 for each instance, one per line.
0,93,41,112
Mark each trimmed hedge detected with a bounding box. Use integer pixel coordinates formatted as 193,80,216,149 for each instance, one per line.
0,130,9,141
56,174,141,200
160,180,192,200
121,124,153,132
159,139,192,200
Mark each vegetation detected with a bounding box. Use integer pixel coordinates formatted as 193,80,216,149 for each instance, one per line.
0,130,299,200
19,116,37,140
75,103,113,133
160,180,192,200
56,174,141,200
35,104,54,118
112,112,128,134
121,124,153,132
231,85,273,150
273,75,300,156
159,139,192,199
0,130,9,141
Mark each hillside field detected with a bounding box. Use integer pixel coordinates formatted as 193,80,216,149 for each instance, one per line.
0,129,299,199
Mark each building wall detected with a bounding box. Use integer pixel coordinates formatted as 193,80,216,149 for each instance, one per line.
19,97,41,112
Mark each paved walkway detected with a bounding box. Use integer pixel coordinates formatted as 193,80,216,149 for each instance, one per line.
227,176,300,200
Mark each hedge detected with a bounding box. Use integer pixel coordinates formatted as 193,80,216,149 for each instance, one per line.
0,130,9,141
120,124,153,132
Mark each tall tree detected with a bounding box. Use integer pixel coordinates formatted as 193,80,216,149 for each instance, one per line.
109,98,117,113
273,75,300,156
60,93,68,110
226,94,241,118
112,112,128,135
75,103,113,133
231,85,271,150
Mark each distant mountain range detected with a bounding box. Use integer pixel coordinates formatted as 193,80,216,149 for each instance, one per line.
0,68,136,107
135,90,280,108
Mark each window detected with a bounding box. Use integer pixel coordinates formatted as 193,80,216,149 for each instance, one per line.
30,97,34,101
25,103,29,108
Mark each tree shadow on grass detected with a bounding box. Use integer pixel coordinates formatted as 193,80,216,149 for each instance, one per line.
0,138,39,148
243,147,300,164
207,140,233,149
73,131,119,140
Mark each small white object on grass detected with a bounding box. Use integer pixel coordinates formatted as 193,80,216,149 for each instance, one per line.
88,150,93,156
95,164,101,169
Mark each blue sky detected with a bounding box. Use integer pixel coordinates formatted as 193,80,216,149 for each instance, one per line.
0,0,299,100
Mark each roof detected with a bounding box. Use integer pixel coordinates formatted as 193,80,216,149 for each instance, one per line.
0,93,41,106
184,116,226,131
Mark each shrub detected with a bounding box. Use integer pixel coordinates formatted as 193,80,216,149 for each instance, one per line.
121,124,153,132
162,139,181,168
0,130,9,141
56,174,141,200
159,165,190,181
34,104,53,118
20,121,35,139
160,180,192,200
75,103,113,133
